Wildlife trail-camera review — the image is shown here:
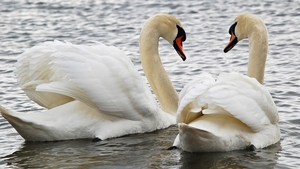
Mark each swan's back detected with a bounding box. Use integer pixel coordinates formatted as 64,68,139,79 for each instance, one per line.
178,72,278,130
176,72,280,152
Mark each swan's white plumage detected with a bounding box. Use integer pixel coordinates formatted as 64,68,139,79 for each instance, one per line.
17,40,158,116
1,14,187,141
1,40,175,141
174,72,280,152
174,13,280,152
178,72,278,129
50,42,156,117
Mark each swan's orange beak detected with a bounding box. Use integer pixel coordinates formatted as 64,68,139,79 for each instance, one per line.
173,36,186,61
224,33,238,53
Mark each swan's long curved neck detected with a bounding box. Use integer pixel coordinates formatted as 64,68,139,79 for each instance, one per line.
247,28,268,84
139,25,178,115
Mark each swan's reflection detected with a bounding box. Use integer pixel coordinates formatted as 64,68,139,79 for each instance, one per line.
2,126,281,169
2,127,178,168
179,142,281,169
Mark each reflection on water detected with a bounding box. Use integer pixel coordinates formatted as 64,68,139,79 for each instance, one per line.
2,127,179,169
181,143,281,169
1,0,300,168
2,126,281,169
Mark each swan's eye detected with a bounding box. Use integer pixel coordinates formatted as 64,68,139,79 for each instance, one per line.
176,25,186,42
229,22,237,35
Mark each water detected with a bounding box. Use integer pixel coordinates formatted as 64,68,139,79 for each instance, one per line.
0,0,300,168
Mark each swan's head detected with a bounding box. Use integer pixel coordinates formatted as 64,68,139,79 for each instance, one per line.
224,13,266,53
140,14,187,61
172,24,187,61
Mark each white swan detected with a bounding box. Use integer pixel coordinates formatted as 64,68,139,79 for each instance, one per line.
171,13,280,152
0,14,187,141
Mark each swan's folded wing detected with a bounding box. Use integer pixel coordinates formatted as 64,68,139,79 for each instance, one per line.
51,43,157,120
208,72,278,132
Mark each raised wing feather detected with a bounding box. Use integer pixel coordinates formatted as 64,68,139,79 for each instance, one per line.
52,43,157,119
16,41,74,108
15,41,157,120
177,73,215,124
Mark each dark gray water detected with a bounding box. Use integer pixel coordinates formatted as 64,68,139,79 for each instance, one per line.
1,0,300,168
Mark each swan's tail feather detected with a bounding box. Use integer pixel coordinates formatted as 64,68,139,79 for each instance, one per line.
0,102,105,141
0,105,21,127
0,105,43,141
177,123,221,152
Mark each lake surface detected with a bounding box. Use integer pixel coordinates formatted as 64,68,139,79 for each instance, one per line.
1,0,300,168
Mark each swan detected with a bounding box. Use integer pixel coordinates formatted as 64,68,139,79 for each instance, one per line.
171,13,280,152
0,14,187,141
